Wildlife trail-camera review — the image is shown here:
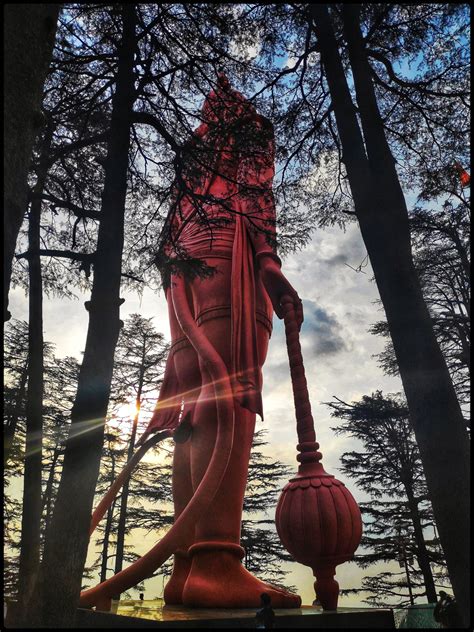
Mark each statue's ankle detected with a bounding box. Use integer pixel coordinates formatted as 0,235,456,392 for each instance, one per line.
168,548,191,576
164,549,192,604
189,540,245,559
187,540,245,571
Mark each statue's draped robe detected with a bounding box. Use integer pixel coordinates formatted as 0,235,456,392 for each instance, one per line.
141,78,280,441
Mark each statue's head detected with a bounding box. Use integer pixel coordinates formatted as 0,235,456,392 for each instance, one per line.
193,73,273,152
199,73,255,131
180,73,274,191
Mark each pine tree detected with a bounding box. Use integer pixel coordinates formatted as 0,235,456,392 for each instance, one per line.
370,201,470,418
84,314,171,597
108,315,168,585
310,6,469,620
327,391,450,606
3,321,80,604
16,119,57,611
40,355,81,534
242,430,297,592
30,6,139,625
4,320,30,465
4,4,59,321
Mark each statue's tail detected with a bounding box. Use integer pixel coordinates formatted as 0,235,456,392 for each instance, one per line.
88,430,172,537
79,274,235,608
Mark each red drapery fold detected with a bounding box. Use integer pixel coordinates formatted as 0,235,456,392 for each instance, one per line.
231,212,263,418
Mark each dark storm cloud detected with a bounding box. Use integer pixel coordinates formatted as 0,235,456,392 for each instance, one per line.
301,301,348,356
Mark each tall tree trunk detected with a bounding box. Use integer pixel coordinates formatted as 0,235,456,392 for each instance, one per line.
16,121,54,610
4,361,28,465
114,367,144,582
311,5,470,625
27,6,138,627
4,4,59,322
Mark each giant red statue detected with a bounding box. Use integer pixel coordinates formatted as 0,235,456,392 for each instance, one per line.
80,75,303,610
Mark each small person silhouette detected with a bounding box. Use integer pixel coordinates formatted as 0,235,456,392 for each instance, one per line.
433,591,462,628
139,593,144,601
255,593,276,629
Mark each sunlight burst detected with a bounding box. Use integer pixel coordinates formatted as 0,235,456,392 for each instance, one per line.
114,400,139,421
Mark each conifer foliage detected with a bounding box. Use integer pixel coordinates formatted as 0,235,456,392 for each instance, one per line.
327,391,451,607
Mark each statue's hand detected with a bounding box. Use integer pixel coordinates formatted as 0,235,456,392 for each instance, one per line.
259,256,304,330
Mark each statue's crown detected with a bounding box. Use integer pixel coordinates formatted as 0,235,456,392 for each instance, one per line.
201,73,255,126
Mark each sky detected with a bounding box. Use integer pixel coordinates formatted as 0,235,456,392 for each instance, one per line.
8,219,407,608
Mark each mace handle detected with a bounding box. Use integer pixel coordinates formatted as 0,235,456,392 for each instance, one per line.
281,295,315,444
281,295,322,463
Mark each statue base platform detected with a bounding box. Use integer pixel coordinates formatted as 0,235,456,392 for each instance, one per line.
73,600,395,628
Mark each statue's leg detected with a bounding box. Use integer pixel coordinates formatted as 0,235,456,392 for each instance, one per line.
182,316,301,608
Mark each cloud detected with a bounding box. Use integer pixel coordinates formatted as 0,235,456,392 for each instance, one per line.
285,55,299,69
229,30,261,61
323,252,348,266
301,301,348,356
285,51,320,70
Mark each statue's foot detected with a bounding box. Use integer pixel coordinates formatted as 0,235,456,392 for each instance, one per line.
79,584,113,611
163,551,192,605
182,541,301,609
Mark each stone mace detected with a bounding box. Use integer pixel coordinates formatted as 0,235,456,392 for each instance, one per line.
275,295,363,610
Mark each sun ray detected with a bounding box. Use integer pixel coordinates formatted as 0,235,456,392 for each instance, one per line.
24,368,260,457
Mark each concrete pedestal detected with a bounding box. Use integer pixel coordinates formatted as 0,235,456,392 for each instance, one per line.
74,601,395,628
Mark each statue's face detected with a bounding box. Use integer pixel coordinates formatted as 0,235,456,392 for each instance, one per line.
202,86,254,129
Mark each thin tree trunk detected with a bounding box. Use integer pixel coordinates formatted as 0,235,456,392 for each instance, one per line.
4,4,59,322
403,553,415,606
100,453,117,584
17,221,43,609
17,121,54,610
41,444,61,533
405,489,437,603
4,362,28,465
27,6,138,627
114,367,145,582
311,5,470,625
100,501,118,585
